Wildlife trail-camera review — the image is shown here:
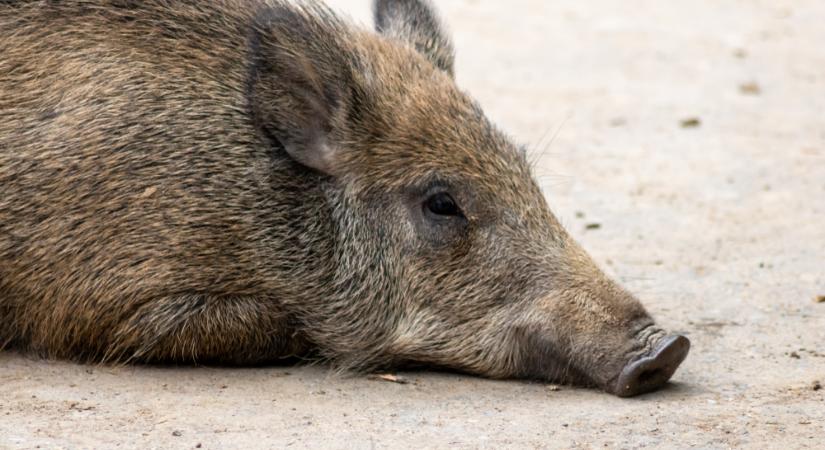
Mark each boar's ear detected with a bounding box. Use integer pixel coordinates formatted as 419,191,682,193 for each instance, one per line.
248,4,367,176
374,0,455,76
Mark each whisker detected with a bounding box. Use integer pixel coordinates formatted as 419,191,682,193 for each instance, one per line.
528,124,558,168
529,112,572,170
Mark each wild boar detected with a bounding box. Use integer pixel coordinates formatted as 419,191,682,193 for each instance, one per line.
0,0,689,396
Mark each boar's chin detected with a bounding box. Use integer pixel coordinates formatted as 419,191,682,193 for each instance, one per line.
515,334,600,388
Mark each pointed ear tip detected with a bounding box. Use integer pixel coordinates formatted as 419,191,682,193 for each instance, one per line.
372,0,455,76
374,0,437,17
373,0,405,23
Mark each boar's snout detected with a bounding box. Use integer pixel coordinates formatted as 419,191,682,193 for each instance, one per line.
514,267,690,397
613,334,690,397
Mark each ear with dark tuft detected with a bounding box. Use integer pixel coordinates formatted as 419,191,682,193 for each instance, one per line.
248,4,367,176
374,0,455,76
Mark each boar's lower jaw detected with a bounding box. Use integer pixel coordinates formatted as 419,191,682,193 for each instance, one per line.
514,334,599,388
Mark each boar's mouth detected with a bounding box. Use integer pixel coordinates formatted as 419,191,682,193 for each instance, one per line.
516,333,600,389
516,329,690,397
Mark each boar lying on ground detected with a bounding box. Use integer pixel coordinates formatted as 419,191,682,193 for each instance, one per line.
0,0,689,396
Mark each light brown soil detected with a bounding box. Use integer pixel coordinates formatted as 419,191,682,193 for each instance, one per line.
2,0,824,448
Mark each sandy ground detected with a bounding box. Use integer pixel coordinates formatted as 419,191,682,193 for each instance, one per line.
2,0,824,448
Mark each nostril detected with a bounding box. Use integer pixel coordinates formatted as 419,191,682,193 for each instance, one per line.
636,367,666,386
613,334,690,397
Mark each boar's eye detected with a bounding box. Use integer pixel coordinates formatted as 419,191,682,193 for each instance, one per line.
424,192,463,218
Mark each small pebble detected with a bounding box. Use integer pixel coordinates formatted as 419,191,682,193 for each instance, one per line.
739,82,762,95
680,117,701,128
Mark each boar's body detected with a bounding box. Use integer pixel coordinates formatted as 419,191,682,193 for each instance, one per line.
0,0,688,396
0,0,327,364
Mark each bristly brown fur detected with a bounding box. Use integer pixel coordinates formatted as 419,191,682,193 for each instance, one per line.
1,0,666,391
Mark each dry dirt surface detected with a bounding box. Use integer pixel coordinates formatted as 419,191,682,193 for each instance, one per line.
2,0,824,448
